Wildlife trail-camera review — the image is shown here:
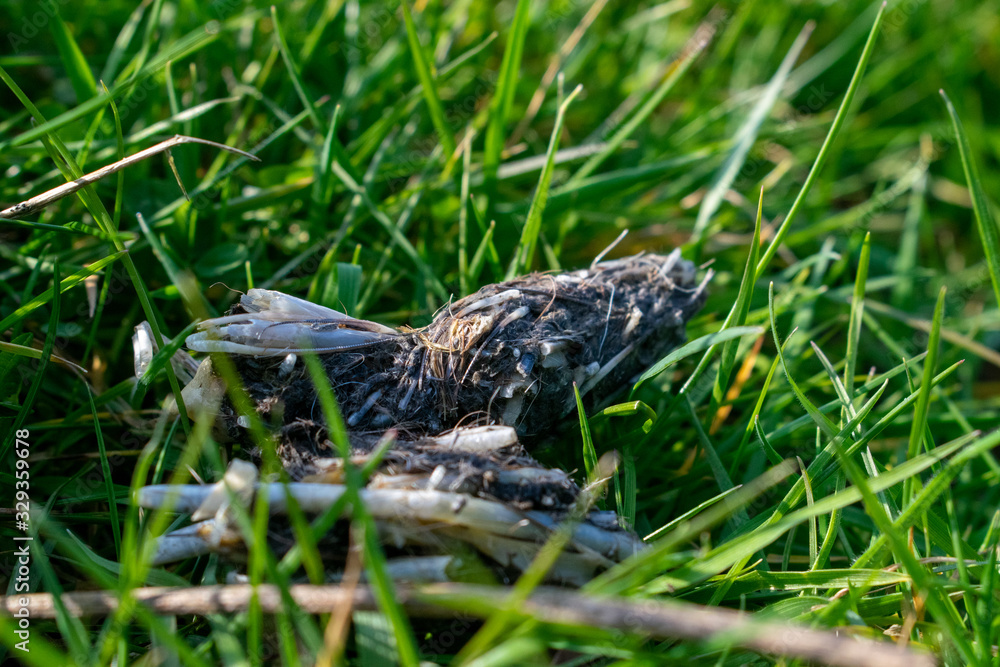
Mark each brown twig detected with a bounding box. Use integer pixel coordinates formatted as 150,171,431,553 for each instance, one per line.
1,583,933,667
0,135,260,220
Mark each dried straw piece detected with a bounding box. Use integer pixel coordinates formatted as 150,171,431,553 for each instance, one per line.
1,135,258,220
0,584,935,667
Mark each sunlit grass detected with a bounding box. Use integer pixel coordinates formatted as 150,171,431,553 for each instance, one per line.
1,0,998,664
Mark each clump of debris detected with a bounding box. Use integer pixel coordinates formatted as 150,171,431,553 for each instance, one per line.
137,251,707,585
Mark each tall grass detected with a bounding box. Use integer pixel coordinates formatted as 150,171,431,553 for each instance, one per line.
1,0,998,664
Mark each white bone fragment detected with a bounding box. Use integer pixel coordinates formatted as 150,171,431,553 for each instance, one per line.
426,425,518,453
190,459,259,522
454,289,522,318
578,344,635,398
502,393,524,425
133,322,154,379
623,305,643,339
278,353,297,378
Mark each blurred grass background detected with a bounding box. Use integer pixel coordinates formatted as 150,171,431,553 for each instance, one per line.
1,0,999,664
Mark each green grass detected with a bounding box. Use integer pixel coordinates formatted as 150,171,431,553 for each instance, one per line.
2,0,999,664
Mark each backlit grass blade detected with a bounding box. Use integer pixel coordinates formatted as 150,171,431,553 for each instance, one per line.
631,326,764,398
692,22,813,242
508,84,582,278
941,90,1000,311
402,2,456,156
49,8,97,103
755,2,887,279
575,383,598,480
709,192,763,417
568,12,719,187
271,6,326,137
905,286,946,503
482,0,531,196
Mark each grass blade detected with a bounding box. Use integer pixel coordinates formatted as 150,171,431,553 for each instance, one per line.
87,386,122,560
904,286,946,502
631,326,764,398
755,2,886,279
709,192,763,417
482,0,531,197
507,84,582,278
567,17,713,186
271,6,326,136
49,8,96,103
401,2,456,156
692,22,813,242
940,90,1000,310
575,382,598,480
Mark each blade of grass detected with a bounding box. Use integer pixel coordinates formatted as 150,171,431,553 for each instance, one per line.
459,130,474,294
482,0,531,199
1,262,62,462
940,90,1000,311
49,7,97,103
98,0,146,83
468,220,500,285
0,615,70,665
810,341,894,519
271,6,326,136
653,429,990,595
753,416,784,467
587,461,797,595
844,232,870,405
615,443,637,530
303,352,420,666
507,84,582,279
825,410,978,663
904,286,945,506
709,191,763,419
728,336,783,476
644,486,745,542
755,2,886,279
574,383,598,480
0,25,219,151
692,22,813,243
401,2,456,156
631,326,764,398
27,535,91,665
567,14,716,186
0,68,196,438
87,386,121,560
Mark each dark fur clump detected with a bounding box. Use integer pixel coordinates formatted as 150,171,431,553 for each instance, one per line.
219,253,706,508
